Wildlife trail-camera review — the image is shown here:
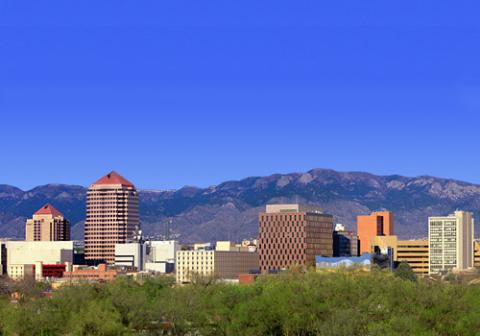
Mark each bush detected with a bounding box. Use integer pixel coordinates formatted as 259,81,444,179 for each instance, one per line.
0,271,480,335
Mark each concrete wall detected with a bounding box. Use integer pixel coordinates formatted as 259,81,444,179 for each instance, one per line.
149,240,179,263
6,241,73,266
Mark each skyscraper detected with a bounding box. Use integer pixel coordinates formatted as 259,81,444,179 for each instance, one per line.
25,204,70,241
428,211,474,275
258,204,333,273
357,211,394,255
84,171,139,264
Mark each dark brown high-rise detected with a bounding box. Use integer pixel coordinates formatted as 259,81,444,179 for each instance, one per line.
84,171,139,264
258,204,333,273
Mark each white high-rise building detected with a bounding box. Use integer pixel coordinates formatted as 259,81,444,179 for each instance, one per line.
428,211,474,275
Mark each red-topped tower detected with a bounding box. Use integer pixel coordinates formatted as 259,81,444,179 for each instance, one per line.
84,171,139,264
26,204,70,241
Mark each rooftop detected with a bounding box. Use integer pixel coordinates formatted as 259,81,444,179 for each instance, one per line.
34,204,64,217
92,171,134,188
265,204,323,214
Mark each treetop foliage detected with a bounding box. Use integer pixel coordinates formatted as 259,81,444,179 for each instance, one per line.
0,270,480,335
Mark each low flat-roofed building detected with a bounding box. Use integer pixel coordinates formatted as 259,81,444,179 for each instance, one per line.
114,242,146,271
8,264,35,281
216,241,252,252
370,236,399,258
176,249,259,283
148,240,179,263
369,236,429,276
397,240,429,276
474,241,480,268
316,254,372,270
6,241,73,280
145,262,174,274
193,242,213,251
63,264,122,282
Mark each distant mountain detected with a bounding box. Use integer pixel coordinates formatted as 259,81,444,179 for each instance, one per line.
2,168,480,242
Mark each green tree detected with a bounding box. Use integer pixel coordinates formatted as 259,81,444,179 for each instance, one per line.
394,262,417,282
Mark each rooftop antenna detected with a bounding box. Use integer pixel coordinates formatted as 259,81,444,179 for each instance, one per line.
131,224,143,244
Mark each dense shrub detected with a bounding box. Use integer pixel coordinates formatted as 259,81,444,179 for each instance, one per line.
1,270,480,335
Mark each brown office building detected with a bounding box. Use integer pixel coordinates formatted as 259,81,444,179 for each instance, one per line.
25,204,70,241
357,211,394,255
258,204,333,273
84,171,139,264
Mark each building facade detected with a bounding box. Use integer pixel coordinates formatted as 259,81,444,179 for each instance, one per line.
25,204,70,241
63,264,122,282
176,249,259,283
144,240,179,273
429,211,474,275
5,241,73,280
397,240,429,276
0,242,6,275
370,236,429,276
316,254,372,270
114,242,146,271
258,204,333,273
357,211,394,255
148,240,179,264
474,241,480,268
333,224,358,257
84,171,139,264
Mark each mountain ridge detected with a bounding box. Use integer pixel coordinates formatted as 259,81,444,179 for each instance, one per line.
1,168,480,242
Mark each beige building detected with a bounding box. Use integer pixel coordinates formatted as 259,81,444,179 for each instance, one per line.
84,171,139,264
474,241,480,268
370,236,429,276
429,211,474,275
216,241,255,252
397,240,429,276
8,264,35,281
176,248,259,283
6,241,73,280
25,204,70,241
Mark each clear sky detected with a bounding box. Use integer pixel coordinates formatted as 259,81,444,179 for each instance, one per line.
1,1,480,190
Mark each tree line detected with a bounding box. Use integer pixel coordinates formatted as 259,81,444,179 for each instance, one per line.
0,267,480,335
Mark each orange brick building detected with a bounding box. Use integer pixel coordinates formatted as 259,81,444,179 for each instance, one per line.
63,264,121,282
357,211,394,255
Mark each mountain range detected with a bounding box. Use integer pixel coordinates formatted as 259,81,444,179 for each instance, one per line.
1,168,480,242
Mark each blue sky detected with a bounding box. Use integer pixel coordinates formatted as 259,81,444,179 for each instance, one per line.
1,1,480,190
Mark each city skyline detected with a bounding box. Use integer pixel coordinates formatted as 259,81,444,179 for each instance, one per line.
2,2,480,190
2,2,480,333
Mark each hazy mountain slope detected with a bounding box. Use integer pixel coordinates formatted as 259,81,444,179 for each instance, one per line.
2,169,480,242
